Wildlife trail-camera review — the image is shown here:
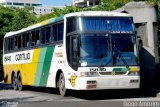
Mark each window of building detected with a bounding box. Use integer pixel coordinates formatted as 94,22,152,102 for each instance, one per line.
26,3,30,6
7,2,12,5
13,2,24,6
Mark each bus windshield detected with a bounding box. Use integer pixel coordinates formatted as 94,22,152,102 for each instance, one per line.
80,17,134,31
79,34,137,67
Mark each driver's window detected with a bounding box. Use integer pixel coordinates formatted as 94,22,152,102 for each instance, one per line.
70,36,79,70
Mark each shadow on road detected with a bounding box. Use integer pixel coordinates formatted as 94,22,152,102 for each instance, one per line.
72,89,158,100
23,86,60,95
0,83,13,90
0,83,159,100
21,86,159,100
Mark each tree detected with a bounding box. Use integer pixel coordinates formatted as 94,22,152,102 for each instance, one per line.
11,7,37,31
0,6,14,37
37,6,81,22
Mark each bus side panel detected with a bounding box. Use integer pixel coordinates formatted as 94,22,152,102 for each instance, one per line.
46,45,63,88
34,46,55,87
22,48,41,86
3,64,22,84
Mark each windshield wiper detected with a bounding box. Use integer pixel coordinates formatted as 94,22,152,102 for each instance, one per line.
98,50,109,67
115,51,129,69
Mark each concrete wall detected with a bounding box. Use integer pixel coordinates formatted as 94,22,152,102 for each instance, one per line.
115,1,159,89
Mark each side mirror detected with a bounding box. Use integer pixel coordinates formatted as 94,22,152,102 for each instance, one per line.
138,40,143,52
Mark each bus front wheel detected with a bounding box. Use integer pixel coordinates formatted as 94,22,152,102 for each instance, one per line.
58,72,67,96
12,73,18,90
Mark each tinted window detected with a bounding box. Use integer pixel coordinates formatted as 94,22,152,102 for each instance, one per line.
41,28,46,44
15,36,21,49
52,24,57,42
7,38,14,51
35,30,40,45
58,23,64,41
46,27,51,43
67,17,77,33
31,31,36,46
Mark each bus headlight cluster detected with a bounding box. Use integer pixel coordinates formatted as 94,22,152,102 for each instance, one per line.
128,67,140,76
80,71,99,77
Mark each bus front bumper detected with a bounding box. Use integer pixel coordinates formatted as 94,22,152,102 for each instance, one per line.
76,76,140,90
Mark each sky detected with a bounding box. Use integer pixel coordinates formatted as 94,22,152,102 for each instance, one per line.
40,0,72,6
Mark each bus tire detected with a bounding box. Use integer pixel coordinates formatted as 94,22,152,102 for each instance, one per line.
12,73,18,90
58,72,67,96
17,73,23,91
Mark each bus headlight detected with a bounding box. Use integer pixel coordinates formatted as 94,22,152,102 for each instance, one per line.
128,67,140,76
80,71,99,77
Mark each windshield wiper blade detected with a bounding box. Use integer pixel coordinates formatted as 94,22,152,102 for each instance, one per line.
99,52,109,67
118,52,129,69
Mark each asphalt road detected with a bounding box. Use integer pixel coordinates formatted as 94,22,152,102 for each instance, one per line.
1,83,160,107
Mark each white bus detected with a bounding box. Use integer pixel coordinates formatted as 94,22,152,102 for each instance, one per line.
3,11,140,96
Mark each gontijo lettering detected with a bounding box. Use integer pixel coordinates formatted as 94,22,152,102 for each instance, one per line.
15,53,30,61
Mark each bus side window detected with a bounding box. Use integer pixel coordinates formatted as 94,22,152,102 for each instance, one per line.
7,38,14,51
22,33,30,48
35,30,40,45
14,37,17,49
22,34,26,48
17,36,21,49
10,38,14,50
58,23,64,41
15,36,21,49
52,24,57,42
31,31,36,46
26,33,30,47
41,28,46,44
46,27,51,43
5,38,8,52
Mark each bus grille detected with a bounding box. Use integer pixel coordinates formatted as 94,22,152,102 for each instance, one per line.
99,72,126,75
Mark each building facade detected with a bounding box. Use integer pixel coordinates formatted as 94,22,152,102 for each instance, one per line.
0,0,64,16
73,0,101,7
0,0,42,7
33,6,64,16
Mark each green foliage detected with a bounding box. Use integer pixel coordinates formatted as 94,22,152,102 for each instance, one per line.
0,6,14,37
0,6,37,38
11,7,37,31
37,6,81,22
96,0,133,11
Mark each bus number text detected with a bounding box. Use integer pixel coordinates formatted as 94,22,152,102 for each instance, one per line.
4,56,11,62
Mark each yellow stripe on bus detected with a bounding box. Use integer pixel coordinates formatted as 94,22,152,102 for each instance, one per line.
26,48,40,85
41,20,49,26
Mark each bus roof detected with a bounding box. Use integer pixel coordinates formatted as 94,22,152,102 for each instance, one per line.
4,15,64,38
65,11,132,18
5,11,132,38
